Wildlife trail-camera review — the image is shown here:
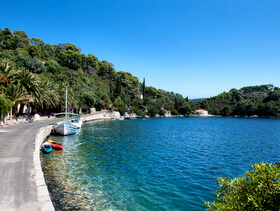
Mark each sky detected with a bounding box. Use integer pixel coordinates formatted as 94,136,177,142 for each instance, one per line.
1,0,280,99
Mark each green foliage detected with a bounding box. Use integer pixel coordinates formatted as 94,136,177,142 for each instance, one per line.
28,45,41,58
113,97,127,114
147,107,158,117
0,27,204,116
2,28,14,50
98,60,117,79
45,60,61,74
0,95,12,120
14,52,32,69
14,31,30,49
80,91,96,109
205,162,280,210
158,109,165,116
31,37,45,49
28,57,46,73
200,100,209,110
178,102,192,115
221,105,231,116
171,108,178,115
201,84,280,117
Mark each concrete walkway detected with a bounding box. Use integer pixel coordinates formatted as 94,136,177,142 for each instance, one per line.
0,111,119,211
0,118,61,211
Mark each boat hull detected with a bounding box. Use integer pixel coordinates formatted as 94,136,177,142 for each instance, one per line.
42,143,52,153
71,119,83,128
54,122,78,136
51,143,64,150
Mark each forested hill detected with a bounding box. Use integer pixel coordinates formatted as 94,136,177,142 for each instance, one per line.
198,84,280,117
0,27,192,118
0,27,279,119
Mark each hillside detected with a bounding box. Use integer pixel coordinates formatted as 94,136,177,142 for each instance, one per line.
1,28,279,119
0,27,191,118
197,84,280,117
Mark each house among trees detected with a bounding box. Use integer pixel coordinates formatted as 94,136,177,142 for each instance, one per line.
195,109,208,116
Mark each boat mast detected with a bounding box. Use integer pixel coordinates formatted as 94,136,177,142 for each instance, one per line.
65,86,68,123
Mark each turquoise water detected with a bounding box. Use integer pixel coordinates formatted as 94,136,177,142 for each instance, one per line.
41,117,280,210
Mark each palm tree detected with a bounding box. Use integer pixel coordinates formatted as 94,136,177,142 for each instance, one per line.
36,79,59,114
15,69,40,98
0,61,16,94
13,69,40,115
5,83,31,116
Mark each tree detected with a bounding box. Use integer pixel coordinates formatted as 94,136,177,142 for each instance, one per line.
97,60,117,79
14,52,32,69
28,57,46,73
200,100,209,110
178,102,192,115
5,83,31,114
221,105,232,116
14,31,30,49
0,61,15,89
45,60,61,74
113,97,127,114
44,44,54,58
142,78,145,103
2,28,14,49
80,91,96,109
35,79,59,112
205,162,280,210
171,108,178,115
0,29,2,49
28,45,41,58
15,69,40,99
31,37,45,49
0,96,12,121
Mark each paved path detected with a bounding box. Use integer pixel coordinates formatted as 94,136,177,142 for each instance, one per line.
0,118,61,211
0,111,117,211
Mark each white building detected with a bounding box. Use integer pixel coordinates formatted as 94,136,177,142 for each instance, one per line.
195,109,208,116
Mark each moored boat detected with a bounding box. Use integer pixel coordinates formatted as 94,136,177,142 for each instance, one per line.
42,142,52,153
54,87,78,135
137,116,147,120
69,114,83,128
48,139,64,150
116,117,124,120
54,121,78,135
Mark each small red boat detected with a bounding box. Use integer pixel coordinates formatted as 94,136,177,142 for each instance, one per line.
48,139,64,150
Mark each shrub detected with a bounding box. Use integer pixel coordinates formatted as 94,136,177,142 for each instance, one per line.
45,59,61,74
28,57,46,73
205,162,280,210
171,108,178,115
0,96,12,121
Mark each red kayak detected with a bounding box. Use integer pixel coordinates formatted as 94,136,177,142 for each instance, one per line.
48,139,64,150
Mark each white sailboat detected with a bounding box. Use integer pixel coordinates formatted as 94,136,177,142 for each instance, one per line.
69,114,83,128
54,87,78,135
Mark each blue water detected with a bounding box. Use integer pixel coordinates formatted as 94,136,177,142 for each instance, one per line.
41,117,280,210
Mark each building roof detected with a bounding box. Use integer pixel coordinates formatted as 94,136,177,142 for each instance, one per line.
195,109,208,112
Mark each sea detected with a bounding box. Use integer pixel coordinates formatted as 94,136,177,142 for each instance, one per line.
41,117,280,210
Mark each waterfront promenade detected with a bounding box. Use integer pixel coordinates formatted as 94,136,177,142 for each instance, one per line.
0,111,119,211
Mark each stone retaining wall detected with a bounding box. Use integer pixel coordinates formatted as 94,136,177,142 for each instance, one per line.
34,125,55,211
34,111,120,210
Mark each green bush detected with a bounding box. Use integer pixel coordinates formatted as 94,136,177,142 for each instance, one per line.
0,96,12,121
205,162,280,210
171,108,178,115
45,59,61,74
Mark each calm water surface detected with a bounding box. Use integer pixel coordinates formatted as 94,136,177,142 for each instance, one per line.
41,117,280,210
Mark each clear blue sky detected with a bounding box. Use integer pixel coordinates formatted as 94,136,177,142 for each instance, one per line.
1,0,280,99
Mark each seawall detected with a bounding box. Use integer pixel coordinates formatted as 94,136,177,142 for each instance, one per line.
35,111,120,210
34,125,55,211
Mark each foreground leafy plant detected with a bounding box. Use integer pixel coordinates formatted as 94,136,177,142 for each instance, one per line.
205,162,280,210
